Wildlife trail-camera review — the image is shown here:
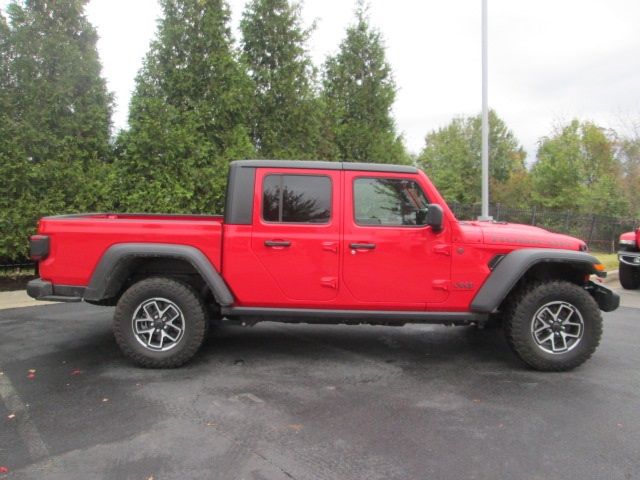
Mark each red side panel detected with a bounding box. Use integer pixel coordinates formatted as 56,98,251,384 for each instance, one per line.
37,216,223,286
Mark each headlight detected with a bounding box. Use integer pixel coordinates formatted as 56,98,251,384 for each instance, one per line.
620,239,635,245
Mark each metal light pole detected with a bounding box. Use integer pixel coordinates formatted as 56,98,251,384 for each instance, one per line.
479,0,492,221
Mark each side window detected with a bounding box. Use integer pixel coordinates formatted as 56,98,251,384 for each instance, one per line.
262,174,332,224
354,177,430,226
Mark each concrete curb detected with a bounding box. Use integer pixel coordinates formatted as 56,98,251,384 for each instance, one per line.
0,290,58,310
593,270,619,285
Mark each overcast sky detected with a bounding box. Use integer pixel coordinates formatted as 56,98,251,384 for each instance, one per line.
4,0,640,161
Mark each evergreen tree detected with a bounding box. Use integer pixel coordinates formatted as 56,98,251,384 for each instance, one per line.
416,110,527,205
115,0,254,213
0,0,113,259
240,0,324,158
321,3,407,164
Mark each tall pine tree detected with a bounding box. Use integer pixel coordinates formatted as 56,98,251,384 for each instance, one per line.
322,3,407,164
0,0,113,259
240,0,325,159
115,0,254,213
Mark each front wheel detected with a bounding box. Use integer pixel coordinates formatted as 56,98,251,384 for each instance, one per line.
113,277,208,368
504,281,602,371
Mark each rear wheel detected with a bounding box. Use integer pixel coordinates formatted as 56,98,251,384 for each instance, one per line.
619,262,640,290
113,277,207,368
504,281,602,371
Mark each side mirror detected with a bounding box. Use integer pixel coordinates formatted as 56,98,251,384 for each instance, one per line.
425,204,444,232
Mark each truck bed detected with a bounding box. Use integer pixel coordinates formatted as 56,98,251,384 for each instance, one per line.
37,213,224,287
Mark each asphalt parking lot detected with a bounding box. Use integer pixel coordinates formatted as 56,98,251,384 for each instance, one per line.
1,296,639,479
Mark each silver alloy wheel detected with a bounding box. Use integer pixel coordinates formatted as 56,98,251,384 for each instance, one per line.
132,297,185,352
530,301,584,354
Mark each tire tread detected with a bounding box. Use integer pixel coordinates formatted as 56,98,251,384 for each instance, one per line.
619,262,640,290
113,277,207,368
504,281,602,371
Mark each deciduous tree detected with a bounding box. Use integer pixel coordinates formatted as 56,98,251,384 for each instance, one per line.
531,120,627,215
416,110,527,204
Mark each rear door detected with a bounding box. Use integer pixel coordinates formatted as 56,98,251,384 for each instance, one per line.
342,171,451,307
251,168,341,302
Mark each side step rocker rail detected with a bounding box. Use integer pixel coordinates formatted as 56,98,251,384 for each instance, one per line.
221,307,487,325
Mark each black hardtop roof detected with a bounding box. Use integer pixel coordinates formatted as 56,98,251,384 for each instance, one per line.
230,159,418,174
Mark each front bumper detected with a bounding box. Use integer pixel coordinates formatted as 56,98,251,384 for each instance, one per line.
618,251,640,267
26,278,84,302
586,281,620,312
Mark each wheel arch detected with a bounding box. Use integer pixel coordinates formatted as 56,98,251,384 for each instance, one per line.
471,249,604,314
83,243,234,307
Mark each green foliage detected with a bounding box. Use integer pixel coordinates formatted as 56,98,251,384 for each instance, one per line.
114,0,254,214
615,131,640,217
531,120,628,215
321,3,408,164
240,0,325,159
2,0,638,262
0,0,113,259
416,110,527,204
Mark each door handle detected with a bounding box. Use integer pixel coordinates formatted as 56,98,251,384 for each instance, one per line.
349,243,376,250
264,240,291,247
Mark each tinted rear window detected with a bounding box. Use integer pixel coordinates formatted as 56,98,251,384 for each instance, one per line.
262,175,332,223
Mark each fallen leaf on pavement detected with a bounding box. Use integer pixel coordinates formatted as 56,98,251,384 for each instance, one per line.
288,424,303,432
70,369,82,376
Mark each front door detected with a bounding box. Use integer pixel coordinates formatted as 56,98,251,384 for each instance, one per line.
342,171,451,307
251,168,341,302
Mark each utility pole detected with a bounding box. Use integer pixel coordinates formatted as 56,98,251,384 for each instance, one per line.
479,0,492,221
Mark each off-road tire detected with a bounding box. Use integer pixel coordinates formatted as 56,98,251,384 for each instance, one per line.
504,281,602,372
113,277,208,368
619,262,640,290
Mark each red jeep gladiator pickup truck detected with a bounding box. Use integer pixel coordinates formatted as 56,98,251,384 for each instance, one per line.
27,160,619,371
618,227,640,289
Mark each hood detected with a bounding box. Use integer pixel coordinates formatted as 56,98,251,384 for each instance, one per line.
458,221,586,251
619,229,640,247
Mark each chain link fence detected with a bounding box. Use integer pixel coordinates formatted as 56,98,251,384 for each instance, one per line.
450,202,638,253
0,260,35,274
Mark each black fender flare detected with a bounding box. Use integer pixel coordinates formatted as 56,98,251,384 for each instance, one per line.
470,248,602,313
83,243,234,306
